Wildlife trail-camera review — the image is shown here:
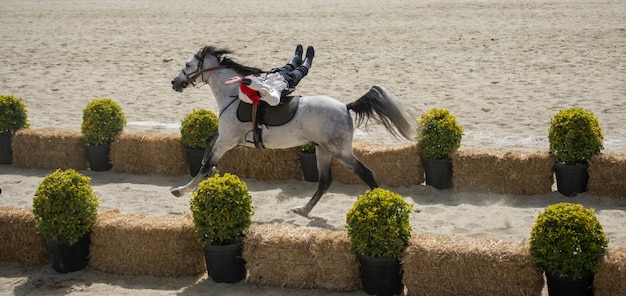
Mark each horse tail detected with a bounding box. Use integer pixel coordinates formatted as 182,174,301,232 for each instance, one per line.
347,85,414,141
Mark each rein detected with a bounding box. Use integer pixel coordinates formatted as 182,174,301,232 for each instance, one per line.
187,64,223,86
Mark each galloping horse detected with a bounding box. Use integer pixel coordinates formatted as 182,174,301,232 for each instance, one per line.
170,45,413,216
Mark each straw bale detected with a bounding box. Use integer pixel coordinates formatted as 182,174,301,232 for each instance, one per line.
90,209,204,276
243,223,360,291
219,146,302,180
403,233,544,296
594,246,626,296
332,142,423,187
0,207,49,266
110,132,187,175
453,150,554,195
588,153,626,197
11,129,88,170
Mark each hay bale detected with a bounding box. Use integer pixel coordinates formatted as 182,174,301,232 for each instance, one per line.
403,233,544,296
243,223,360,291
110,132,187,175
11,129,88,169
90,210,204,276
594,246,626,296
332,142,423,187
220,146,302,180
453,150,554,195
0,207,49,266
588,153,626,197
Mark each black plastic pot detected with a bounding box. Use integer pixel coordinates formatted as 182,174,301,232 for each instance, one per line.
46,233,91,273
298,151,319,182
0,133,12,164
186,148,205,177
203,243,246,283
545,270,594,296
357,254,403,296
554,163,589,197
85,144,112,171
422,158,453,189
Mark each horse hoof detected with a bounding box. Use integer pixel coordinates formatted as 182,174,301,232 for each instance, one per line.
171,188,183,197
291,206,310,217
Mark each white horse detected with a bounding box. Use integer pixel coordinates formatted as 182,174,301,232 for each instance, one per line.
170,45,413,216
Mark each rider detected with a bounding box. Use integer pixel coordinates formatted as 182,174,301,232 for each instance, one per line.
225,44,314,148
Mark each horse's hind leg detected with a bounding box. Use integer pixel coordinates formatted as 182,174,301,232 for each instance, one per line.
171,133,220,197
292,147,333,217
337,152,379,189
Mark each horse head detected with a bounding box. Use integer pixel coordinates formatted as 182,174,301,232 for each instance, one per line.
171,46,231,92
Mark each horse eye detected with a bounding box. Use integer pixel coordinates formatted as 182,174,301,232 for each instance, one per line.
185,63,191,68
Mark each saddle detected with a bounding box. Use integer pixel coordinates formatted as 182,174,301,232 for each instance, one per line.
237,95,301,126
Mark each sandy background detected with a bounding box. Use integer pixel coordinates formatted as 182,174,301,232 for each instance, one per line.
1,0,625,295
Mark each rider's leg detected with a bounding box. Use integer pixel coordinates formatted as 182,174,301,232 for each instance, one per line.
251,103,265,149
268,44,303,74
280,46,314,89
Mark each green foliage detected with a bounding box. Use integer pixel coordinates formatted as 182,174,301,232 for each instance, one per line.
32,169,100,244
298,143,316,154
190,173,254,247
81,98,126,145
0,95,30,134
180,109,219,149
346,188,413,259
417,108,464,159
548,107,603,165
529,202,608,278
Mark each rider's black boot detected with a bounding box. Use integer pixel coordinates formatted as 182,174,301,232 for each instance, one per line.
269,44,303,73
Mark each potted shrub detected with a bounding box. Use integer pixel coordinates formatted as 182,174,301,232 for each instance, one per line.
81,98,126,171
0,94,30,164
416,108,464,189
548,107,603,196
297,143,318,182
189,173,254,283
346,188,413,295
180,109,218,176
529,202,608,296
32,169,100,273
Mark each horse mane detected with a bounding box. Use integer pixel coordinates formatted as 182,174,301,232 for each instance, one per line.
200,45,265,77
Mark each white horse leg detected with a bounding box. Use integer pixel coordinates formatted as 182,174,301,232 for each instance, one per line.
171,133,235,197
292,146,333,216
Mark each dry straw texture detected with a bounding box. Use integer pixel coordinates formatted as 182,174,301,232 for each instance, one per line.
110,132,187,175
332,142,423,187
403,233,544,296
453,150,554,195
219,146,302,181
588,153,626,197
0,207,48,266
594,246,626,296
11,129,88,169
89,209,204,276
243,223,361,291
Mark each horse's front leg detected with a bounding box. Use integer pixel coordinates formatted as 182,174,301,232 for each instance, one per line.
171,132,220,197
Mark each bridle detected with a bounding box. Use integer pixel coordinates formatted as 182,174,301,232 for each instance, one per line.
183,51,223,87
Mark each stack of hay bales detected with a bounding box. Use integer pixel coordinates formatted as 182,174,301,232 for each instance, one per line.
594,246,626,296
453,150,554,195
90,210,204,276
403,233,544,296
110,132,187,175
243,223,361,291
219,146,302,180
332,142,423,187
0,207,48,266
589,153,626,197
11,129,88,169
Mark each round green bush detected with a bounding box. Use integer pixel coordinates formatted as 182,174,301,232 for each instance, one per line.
0,94,30,134
548,107,603,165
32,169,100,244
529,202,608,278
346,188,413,259
81,98,126,146
180,109,219,149
298,143,316,154
190,173,254,247
417,108,464,159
